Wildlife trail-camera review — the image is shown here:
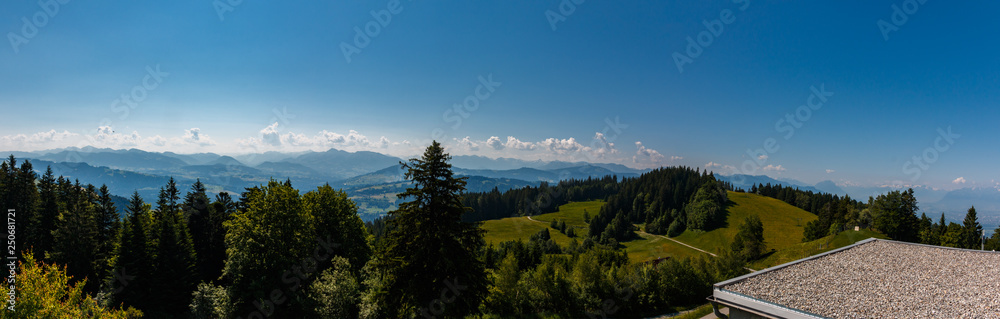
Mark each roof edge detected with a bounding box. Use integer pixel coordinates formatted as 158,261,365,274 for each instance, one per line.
714,237,877,288
711,290,828,319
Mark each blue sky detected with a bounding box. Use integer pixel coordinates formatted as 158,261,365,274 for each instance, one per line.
2,1,999,189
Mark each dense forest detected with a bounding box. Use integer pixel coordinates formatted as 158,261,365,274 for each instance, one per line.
2,148,1000,317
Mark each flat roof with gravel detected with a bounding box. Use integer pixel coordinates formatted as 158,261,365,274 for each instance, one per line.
711,238,1000,318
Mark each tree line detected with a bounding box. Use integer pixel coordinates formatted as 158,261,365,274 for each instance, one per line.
750,183,1000,249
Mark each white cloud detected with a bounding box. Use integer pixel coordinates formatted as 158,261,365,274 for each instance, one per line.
149,135,167,146
0,130,81,151
704,161,736,173
762,164,786,172
503,136,536,151
632,141,665,168
952,177,966,184
486,136,505,150
758,154,768,161
539,137,586,153
29,129,78,143
826,169,835,174
94,126,143,148
233,124,407,155
182,128,216,146
670,156,683,161
453,136,480,151
259,122,282,146
590,132,618,159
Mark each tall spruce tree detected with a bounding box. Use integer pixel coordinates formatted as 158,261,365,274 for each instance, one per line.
33,166,60,258
204,191,235,283
153,178,198,315
113,191,155,311
962,206,983,249
94,185,119,280
49,180,98,292
183,179,219,282
15,159,38,256
1,156,38,260
365,141,488,318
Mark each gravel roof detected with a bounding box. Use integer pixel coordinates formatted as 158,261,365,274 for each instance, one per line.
719,239,1000,318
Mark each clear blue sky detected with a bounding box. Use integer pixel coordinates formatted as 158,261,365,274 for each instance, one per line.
2,1,998,189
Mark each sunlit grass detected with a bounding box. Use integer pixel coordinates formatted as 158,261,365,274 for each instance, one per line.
674,191,817,255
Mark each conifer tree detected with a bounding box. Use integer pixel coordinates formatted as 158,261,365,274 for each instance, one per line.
94,185,120,280
962,206,983,249
184,179,219,282
113,191,155,311
33,166,60,257
15,158,39,254
364,141,488,318
1,157,38,259
49,180,98,292
152,177,198,315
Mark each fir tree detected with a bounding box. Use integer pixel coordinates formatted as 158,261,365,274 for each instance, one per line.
49,180,98,292
113,191,155,311
364,141,488,318
33,166,60,257
94,185,119,280
962,206,983,249
184,179,218,282
152,177,198,315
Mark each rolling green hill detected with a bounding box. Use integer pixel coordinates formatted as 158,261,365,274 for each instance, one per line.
671,191,818,255
480,192,865,266
482,200,706,263
622,232,703,262
481,201,601,247
482,215,576,247
527,201,602,233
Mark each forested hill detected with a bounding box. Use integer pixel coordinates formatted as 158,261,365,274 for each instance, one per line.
461,167,737,240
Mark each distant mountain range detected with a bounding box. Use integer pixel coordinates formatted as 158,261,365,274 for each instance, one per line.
6,148,647,221
449,155,648,175
11,147,995,227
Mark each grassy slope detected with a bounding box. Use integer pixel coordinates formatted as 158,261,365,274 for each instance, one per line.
672,191,818,255
622,232,702,262
482,200,706,263
482,215,576,247
481,201,604,247
482,193,871,265
529,201,602,233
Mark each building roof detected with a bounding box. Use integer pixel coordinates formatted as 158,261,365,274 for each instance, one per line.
711,238,1000,318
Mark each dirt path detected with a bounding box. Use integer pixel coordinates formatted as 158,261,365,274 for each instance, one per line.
640,231,717,257
641,231,756,272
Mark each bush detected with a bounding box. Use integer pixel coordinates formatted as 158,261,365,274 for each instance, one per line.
190,283,230,319
667,219,685,237
12,252,142,318
731,214,766,261
309,256,360,318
